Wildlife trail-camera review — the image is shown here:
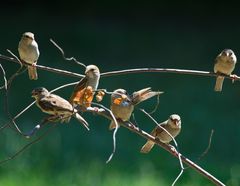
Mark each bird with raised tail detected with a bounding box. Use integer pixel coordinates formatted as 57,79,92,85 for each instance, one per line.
214,49,237,92
69,65,100,108
31,87,89,131
109,87,163,130
18,32,40,80
140,114,181,153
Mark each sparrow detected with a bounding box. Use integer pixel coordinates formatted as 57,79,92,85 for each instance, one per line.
140,114,181,153
214,49,237,92
109,87,163,130
32,87,89,130
69,65,100,108
18,32,40,80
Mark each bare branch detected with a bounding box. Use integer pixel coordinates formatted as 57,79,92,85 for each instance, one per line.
0,122,55,166
148,93,160,114
198,129,214,160
50,39,86,68
87,103,119,164
6,49,22,67
95,109,225,186
0,63,7,90
1,52,239,83
0,54,84,78
101,68,240,81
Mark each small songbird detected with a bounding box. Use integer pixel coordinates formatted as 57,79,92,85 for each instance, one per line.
18,32,40,80
140,114,181,153
32,87,89,130
109,88,163,130
214,49,237,92
69,65,100,108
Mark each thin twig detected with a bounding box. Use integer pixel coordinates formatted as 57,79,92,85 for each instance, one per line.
6,49,22,66
140,109,179,150
1,50,28,135
88,103,119,164
0,54,84,78
95,109,225,186
50,39,86,68
172,153,184,186
148,93,160,114
0,63,7,90
49,81,79,93
198,129,214,160
0,122,55,166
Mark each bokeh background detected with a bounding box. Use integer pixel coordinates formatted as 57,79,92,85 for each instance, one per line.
0,1,240,186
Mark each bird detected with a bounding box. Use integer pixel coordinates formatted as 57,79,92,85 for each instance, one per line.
109,87,163,130
32,87,89,130
214,49,237,92
18,32,40,80
140,114,181,153
69,65,100,108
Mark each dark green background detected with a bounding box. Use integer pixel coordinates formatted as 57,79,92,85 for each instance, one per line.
0,1,240,185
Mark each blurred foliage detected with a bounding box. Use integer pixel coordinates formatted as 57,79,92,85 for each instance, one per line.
1,1,240,185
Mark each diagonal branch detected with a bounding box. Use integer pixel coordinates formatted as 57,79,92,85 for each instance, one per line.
95,109,225,186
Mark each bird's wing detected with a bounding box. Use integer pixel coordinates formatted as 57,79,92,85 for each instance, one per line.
69,77,88,104
40,94,73,113
131,87,163,105
151,120,168,135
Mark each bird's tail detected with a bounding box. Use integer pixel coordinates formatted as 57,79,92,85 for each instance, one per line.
28,66,38,80
214,76,224,92
74,113,90,130
132,87,163,105
140,140,155,153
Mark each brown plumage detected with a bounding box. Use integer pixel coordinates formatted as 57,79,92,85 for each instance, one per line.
18,32,39,80
109,87,163,130
214,49,237,92
69,65,100,107
140,114,181,153
32,87,89,130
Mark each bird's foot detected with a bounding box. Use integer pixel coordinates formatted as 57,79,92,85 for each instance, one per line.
168,144,178,155
230,74,239,83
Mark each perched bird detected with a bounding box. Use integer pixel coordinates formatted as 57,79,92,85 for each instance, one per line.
140,114,181,153
214,49,237,91
18,32,40,80
69,65,100,108
32,87,89,130
109,87,163,130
